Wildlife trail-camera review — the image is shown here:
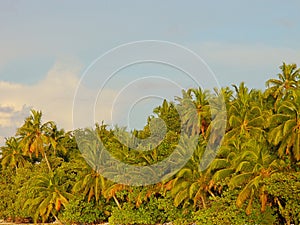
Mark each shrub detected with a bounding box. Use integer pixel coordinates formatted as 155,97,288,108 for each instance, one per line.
109,194,190,225
193,190,277,225
59,195,110,224
264,172,300,225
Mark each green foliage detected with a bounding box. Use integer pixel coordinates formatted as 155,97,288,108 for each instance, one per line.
59,195,109,224
1,137,27,170
0,164,35,221
268,90,300,162
0,168,16,220
264,172,300,225
193,190,277,225
1,62,300,224
109,194,188,225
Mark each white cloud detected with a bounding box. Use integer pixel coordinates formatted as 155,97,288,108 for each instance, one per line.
0,59,164,146
0,105,31,145
0,61,85,145
0,60,128,146
2,42,300,146
0,61,80,129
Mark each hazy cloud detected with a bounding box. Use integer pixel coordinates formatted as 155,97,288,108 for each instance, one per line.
1,41,300,146
0,105,31,145
0,61,82,145
0,60,123,145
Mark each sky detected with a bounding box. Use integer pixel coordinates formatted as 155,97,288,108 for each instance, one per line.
1,0,300,145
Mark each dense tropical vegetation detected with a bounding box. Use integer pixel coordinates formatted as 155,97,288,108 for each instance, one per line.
0,62,300,224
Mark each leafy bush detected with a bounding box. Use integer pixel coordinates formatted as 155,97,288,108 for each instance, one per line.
109,194,190,225
59,195,110,224
0,165,33,221
0,169,15,220
193,190,277,225
264,172,300,225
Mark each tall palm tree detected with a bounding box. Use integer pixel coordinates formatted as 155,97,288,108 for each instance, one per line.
211,138,282,215
209,138,241,182
175,88,210,136
72,164,106,203
227,104,266,140
228,140,282,214
153,99,181,133
47,125,67,156
232,82,252,107
268,90,300,162
168,166,213,209
1,137,27,170
226,83,267,141
72,129,107,202
265,62,300,107
166,139,215,209
24,172,71,223
213,87,233,111
17,110,57,172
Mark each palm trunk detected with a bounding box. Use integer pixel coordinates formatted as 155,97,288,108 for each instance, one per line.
44,152,52,172
113,195,122,210
208,190,216,200
201,196,206,209
51,212,62,225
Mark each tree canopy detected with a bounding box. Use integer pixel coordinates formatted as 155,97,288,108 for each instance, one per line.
0,62,300,225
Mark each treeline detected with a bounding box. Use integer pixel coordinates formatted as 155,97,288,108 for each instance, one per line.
0,63,300,225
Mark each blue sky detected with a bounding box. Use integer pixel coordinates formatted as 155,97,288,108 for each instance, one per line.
1,0,300,143
2,0,300,85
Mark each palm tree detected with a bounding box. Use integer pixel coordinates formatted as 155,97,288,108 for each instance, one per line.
205,87,229,146
232,82,252,107
72,129,108,202
1,137,27,170
17,110,57,171
73,129,126,208
209,138,240,182
168,167,213,209
211,138,283,214
213,87,233,111
228,140,282,214
24,172,71,223
72,164,106,202
268,90,300,162
226,83,266,141
47,125,67,156
176,88,210,136
103,182,126,210
227,104,265,140
166,139,215,209
265,62,300,107
153,99,181,133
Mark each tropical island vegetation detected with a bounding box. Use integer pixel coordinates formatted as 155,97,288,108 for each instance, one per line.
0,63,300,225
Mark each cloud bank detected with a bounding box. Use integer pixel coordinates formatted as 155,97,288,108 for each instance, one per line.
0,61,83,145
1,41,300,146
